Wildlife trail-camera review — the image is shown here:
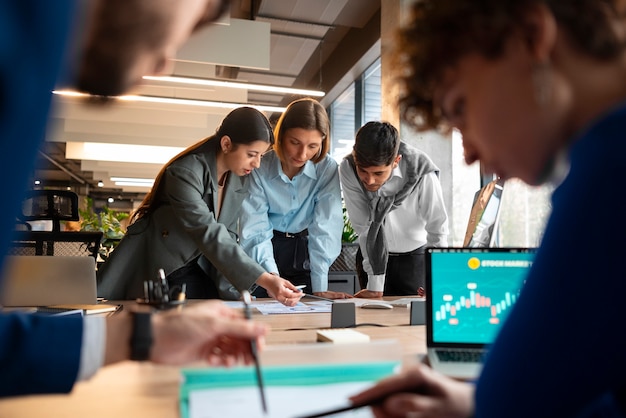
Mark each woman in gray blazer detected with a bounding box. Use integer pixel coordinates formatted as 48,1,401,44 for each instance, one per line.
97,107,304,305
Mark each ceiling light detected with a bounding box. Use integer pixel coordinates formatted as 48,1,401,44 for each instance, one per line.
143,75,325,97
111,177,155,188
110,177,154,184
52,90,287,113
66,142,184,165
113,181,154,188
97,180,104,187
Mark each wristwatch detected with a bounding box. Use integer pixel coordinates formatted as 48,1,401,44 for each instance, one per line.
129,311,153,361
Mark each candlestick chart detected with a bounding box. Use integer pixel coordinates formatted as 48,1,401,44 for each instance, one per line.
430,251,533,344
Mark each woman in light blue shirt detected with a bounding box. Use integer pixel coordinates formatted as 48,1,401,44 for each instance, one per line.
240,98,352,299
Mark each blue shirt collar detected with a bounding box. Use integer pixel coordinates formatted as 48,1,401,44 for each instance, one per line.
267,150,319,182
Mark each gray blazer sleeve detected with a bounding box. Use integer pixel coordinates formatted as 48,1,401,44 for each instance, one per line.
164,155,265,292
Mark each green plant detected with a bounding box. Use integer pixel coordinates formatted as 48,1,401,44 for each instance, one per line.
342,206,358,243
79,197,129,260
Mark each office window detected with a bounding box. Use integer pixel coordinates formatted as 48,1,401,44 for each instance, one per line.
329,84,356,162
494,179,554,247
451,130,481,246
362,57,381,123
330,58,382,163
453,128,553,248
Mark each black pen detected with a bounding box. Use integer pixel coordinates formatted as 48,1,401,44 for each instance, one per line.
296,383,430,418
294,394,387,418
241,290,268,414
301,293,335,303
293,285,335,303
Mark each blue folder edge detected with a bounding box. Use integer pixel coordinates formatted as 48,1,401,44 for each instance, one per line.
179,361,400,418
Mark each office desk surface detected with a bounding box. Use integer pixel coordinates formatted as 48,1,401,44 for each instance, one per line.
266,324,423,349
0,299,426,418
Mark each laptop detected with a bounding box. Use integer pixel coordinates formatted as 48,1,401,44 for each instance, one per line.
425,247,536,379
0,256,97,307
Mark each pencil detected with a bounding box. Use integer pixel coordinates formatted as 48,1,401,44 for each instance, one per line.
241,290,268,414
295,383,432,418
294,395,387,418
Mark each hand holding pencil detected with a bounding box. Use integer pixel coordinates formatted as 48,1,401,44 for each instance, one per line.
131,300,268,367
241,290,268,414
335,364,474,418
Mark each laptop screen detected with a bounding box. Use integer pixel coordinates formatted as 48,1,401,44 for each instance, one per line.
426,248,536,347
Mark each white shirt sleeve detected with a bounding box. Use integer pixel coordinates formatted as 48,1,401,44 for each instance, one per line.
76,316,106,381
418,172,449,247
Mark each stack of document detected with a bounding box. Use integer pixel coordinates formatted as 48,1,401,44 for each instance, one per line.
180,361,400,418
36,304,122,316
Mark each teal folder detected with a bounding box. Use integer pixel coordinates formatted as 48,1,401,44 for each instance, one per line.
180,361,400,418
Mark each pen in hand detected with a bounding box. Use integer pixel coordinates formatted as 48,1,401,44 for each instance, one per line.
177,283,186,312
241,290,268,414
157,268,169,304
296,381,432,418
294,285,334,303
294,394,387,418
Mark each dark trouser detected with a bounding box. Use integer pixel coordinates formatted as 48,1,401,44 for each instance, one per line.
252,230,312,298
167,258,220,299
356,245,426,296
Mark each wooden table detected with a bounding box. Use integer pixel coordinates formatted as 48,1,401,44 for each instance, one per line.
252,298,426,363
0,298,427,417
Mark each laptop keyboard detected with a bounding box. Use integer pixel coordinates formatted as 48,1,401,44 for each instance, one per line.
436,349,484,363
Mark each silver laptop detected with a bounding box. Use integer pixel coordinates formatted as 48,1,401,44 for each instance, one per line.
0,256,97,307
425,247,535,379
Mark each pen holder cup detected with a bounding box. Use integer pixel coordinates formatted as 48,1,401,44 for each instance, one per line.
136,282,186,310
136,298,186,310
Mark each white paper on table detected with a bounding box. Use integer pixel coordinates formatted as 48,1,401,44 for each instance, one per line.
189,381,374,418
254,301,332,315
223,301,332,314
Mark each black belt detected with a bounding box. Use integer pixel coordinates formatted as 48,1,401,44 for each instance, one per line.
389,244,426,256
273,229,308,238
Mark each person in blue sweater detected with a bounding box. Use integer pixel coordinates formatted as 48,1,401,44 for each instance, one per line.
0,0,270,398
240,98,352,300
350,1,626,417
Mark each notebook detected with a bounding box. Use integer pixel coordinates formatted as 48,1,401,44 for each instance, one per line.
0,255,98,307
37,304,122,316
425,247,536,379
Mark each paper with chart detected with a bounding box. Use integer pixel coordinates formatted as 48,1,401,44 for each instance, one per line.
224,300,332,314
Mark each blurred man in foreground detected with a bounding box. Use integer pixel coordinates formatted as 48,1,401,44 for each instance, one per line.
0,0,270,397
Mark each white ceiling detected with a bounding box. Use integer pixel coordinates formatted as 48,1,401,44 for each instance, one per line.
36,0,381,207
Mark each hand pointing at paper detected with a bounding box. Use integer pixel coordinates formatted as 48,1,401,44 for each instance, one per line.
256,273,304,306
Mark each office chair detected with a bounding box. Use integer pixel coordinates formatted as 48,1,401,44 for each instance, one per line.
9,190,102,259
